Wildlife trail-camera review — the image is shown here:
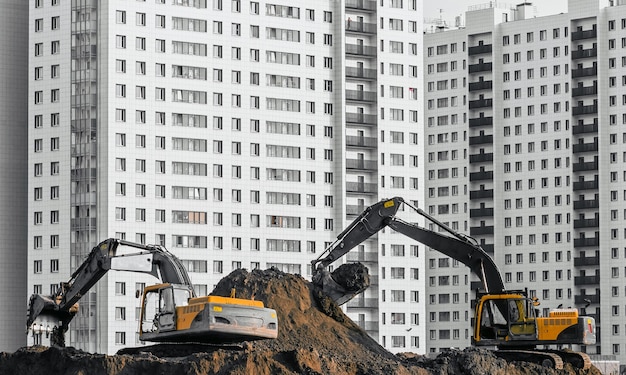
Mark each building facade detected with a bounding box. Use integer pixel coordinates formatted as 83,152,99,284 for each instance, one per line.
0,0,28,353
424,0,626,361
28,0,424,354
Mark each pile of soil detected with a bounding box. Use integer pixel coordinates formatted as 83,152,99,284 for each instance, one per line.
0,268,602,375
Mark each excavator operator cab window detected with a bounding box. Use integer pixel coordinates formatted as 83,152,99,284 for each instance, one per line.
157,286,176,331
173,286,191,308
141,290,160,333
479,298,536,341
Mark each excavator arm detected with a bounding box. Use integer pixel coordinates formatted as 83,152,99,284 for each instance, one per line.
311,197,504,305
27,238,196,345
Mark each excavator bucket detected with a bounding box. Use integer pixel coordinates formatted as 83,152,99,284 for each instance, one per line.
312,263,370,305
26,294,76,346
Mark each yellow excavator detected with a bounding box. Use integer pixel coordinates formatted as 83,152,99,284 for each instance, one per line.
27,239,277,347
312,197,595,369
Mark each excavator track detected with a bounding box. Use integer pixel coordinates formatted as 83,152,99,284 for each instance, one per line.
545,350,592,370
495,350,564,369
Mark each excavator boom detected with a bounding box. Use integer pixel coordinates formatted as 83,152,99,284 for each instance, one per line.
312,197,504,303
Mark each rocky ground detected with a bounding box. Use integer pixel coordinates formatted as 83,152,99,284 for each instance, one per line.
0,268,602,375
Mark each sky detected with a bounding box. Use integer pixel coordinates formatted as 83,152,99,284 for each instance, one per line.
424,0,569,25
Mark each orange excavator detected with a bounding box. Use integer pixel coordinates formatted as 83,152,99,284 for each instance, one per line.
312,197,595,369
27,239,277,347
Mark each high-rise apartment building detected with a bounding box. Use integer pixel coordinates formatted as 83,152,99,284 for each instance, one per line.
28,0,423,354
424,0,626,362
0,0,28,353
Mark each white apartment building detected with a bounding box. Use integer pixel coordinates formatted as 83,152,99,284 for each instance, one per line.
0,0,28,352
424,0,626,362
28,0,424,354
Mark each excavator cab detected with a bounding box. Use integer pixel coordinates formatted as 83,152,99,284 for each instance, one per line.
474,293,538,346
140,283,192,334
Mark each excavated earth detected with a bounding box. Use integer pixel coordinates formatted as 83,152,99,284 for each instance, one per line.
0,267,601,375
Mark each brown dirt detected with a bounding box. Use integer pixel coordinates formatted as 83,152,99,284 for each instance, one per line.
0,268,602,375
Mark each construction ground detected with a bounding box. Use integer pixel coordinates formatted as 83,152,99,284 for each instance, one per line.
0,268,604,375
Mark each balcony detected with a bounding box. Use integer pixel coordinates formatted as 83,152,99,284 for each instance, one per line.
572,48,597,60
469,98,493,109
573,141,598,153
572,66,597,78
573,199,599,210
469,170,493,181
345,0,376,11
574,218,599,229
345,67,377,80
470,207,494,218
345,43,377,57
346,158,377,171
70,44,97,58
70,217,97,228
470,225,494,235
572,85,597,97
574,275,600,286
346,135,377,148
346,298,379,309
573,160,598,172
357,321,379,331
345,21,377,34
572,122,598,135
468,62,493,73
469,153,493,163
574,237,599,247
346,252,378,262
482,244,494,254
345,112,377,126
572,104,597,116
346,182,377,194
468,44,492,55
468,80,493,92
573,179,598,191
345,89,377,103
574,294,600,304
346,205,366,216
469,134,493,145
571,28,597,41
574,255,600,267
470,189,494,199
469,116,493,127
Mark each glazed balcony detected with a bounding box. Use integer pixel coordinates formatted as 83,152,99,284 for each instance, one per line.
346,158,377,171
572,85,597,97
470,207,494,218
572,140,598,153
572,122,598,135
469,153,493,163
573,218,599,229
470,225,494,235
573,236,599,247
574,294,600,304
574,275,600,286
572,160,598,172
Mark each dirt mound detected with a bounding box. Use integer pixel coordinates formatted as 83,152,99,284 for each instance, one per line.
0,268,602,375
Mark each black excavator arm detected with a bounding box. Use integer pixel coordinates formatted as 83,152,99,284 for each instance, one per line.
311,197,504,305
27,238,196,345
